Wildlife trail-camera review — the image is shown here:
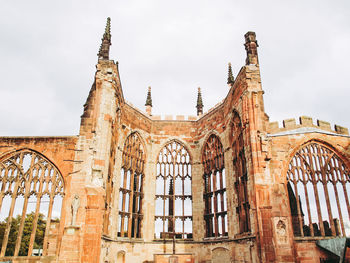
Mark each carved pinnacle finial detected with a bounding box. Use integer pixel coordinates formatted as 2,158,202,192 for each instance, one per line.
244,31,259,65
227,62,234,84
145,86,152,115
98,17,112,60
196,87,203,116
145,86,152,107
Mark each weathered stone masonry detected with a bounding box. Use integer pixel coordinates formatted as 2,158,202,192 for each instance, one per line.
0,18,350,263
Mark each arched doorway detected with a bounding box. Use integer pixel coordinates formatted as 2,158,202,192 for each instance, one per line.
116,250,125,263
212,247,231,263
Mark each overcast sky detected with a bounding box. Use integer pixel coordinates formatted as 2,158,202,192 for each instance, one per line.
0,0,349,136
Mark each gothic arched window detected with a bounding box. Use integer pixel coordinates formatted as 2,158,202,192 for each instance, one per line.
203,134,227,237
0,150,64,257
287,142,350,237
118,132,145,238
231,113,250,233
155,141,192,239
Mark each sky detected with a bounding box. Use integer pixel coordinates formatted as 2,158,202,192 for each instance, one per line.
0,0,349,136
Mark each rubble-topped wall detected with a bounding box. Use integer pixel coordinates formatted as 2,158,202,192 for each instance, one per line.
267,116,349,135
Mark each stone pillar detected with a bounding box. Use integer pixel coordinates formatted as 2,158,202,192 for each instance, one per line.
191,161,205,240
82,186,105,263
59,226,81,261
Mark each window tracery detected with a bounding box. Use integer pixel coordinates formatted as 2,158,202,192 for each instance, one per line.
203,134,227,237
118,132,145,238
154,141,192,239
287,142,350,237
231,113,250,233
0,150,64,257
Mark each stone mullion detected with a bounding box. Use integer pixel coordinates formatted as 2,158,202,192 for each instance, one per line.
321,178,336,236
135,215,140,238
243,170,250,231
133,173,140,213
181,162,185,235
170,158,175,234
205,173,212,237
234,153,243,232
340,181,350,224
120,169,128,237
332,181,345,235
330,160,346,236
293,164,303,236
127,168,135,238
162,162,166,234
219,170,225,234
13,153,36,256
0,167,10,211
138,173,144,222
219,170,225,211
292,172,304,236
221,197,226,235
42,169,57,255
308,150,325,236
0,171,21,257
239,179,246,232
132,169,141,238
300,158,314,236
338,155,350,224
317,153,336,236
27,166,45,257
14,179,34,255
212,169,218,237
312,177,325,236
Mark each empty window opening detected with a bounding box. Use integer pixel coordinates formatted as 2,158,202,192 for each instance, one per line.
118,133,145,238
203,134,228,237
231,113,250,234
287,143,350,237
0,150,64,257
154,141,192,239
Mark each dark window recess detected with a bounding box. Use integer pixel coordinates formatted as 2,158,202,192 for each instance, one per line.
231,112,250,234
203,134,228,237
118,132,145,238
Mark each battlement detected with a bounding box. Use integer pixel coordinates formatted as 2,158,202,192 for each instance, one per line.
151,115,198,121
268,116,349,136
125,101,198,121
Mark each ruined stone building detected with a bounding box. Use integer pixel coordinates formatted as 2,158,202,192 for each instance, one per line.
1,18,350,263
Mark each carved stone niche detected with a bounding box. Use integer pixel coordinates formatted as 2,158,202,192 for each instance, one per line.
273,217,288,245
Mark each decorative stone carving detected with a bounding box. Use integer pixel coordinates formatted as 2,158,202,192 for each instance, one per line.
71,194,80,226
274,217,288,245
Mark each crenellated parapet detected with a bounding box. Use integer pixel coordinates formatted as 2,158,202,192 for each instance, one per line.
267,115,349,136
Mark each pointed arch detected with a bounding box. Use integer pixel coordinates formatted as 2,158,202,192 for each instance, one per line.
154,140,192,239
286,141,350,237
202,134,227,237
118,132,146,238
156,138,193,163
0,149,64,257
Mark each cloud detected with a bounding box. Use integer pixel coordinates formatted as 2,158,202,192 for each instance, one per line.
0,0,349,135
